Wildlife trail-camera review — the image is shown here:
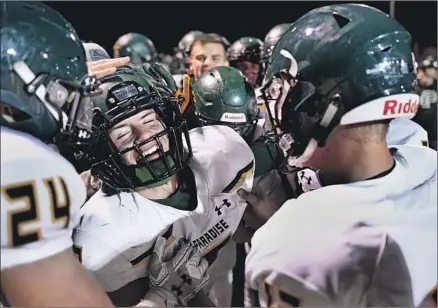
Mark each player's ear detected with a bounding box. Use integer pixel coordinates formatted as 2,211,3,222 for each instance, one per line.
0,102,13,117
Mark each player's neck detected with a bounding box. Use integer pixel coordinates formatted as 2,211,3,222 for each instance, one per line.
336,142,394,183
135,175,179,200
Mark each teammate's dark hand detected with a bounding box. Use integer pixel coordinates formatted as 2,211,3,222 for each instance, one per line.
237,189,279,230
142,62,178,93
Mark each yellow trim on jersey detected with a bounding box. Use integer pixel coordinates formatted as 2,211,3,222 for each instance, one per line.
165,235,176,247
222,160,254,193
175,75,195,113
257,103,266,110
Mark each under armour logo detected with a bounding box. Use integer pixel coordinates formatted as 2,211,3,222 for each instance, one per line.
78,130,89,139
171,274,192,296
299,171,313,185
214,199,231,216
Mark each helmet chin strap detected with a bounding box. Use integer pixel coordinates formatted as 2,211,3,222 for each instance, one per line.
12,60,68,129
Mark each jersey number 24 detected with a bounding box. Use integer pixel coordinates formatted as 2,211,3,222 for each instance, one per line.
2,177,70,247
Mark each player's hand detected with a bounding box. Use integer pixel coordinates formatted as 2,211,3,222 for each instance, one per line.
80,170,102,200
237,169,289,231
142,62,177,93
237,189,279,230
187,60,204,81
232,221,256,243
87,57,130,79
147,237,210,306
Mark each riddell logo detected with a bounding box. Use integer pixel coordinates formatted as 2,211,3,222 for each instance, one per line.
221,112,246,123
224,114,244,120
382,99,419,116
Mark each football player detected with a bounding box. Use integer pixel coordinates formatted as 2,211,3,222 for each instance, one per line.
228,37,264,86
416,56,437,150
194,66,283,186
113,33,158,69
261,23,291,73
72,65,255,307
0,2,113,306
245,4,437,306
193,66,290,306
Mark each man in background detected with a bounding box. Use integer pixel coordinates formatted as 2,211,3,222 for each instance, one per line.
188,33,229,81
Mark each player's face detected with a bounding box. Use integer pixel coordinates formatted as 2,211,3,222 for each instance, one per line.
425,67,437,79
237,61,261,86
108,109,170,165
304,125,345,176
190,42,229,73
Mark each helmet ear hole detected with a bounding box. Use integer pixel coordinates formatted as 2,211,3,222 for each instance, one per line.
380,46,392,53
0,102,31,122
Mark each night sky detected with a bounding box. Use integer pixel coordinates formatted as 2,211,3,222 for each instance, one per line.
46,1,437,56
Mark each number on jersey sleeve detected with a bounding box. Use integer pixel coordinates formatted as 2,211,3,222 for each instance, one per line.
2,176,70,247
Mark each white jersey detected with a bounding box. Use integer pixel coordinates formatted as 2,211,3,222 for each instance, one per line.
246,146,437,307
73,125,254,294
1,127,85,269
387,118,429,147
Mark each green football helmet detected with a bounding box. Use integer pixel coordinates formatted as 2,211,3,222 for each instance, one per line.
261,23,291,66
1,2,98,157
228,37,264,86
89,66,191,190
113,33,158,68
261,4,418,167
194,66,259,142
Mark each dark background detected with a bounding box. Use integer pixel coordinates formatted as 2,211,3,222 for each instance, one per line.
47,1,437,57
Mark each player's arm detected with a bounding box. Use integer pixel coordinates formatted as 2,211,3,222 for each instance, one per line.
1,248,113,307
245,197,383,307
1,152,114,307
108,278,150,307
73,226,153,306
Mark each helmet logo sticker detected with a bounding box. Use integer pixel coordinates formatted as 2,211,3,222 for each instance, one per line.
89,49,109,61
220,112,247,123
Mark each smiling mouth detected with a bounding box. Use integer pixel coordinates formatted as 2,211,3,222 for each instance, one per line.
138,145,160,162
